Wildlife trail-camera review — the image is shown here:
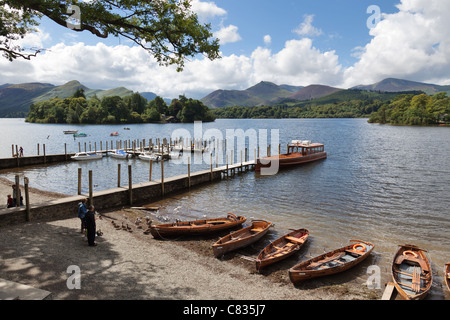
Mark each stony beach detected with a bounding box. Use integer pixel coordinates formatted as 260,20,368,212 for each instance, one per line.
0,177,379,301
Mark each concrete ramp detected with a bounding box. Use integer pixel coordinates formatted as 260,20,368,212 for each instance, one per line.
0,278,52,300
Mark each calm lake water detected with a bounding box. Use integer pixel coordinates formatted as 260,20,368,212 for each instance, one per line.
1,118,449,299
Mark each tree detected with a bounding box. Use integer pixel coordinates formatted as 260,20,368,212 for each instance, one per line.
1,0,220,70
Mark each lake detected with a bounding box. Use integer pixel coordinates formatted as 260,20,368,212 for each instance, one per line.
1,118,449,299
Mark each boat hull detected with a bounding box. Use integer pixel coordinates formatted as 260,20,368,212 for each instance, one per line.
289,240,374,284
71,153,103,160
212,220,272,257
149,213,246,239
256,228,309,270
255,152,327,171
392,244,432,300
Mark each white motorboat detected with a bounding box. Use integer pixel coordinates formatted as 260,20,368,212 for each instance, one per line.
109,150,130,159
71,152,103,161
138,152,161,161
169,151,182,159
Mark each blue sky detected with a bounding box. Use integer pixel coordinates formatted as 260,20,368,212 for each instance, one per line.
1,0,450,99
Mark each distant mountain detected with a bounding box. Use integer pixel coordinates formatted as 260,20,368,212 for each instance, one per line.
288,84,342,101
201,81,303,108
353,78,450,95
0,80,162,117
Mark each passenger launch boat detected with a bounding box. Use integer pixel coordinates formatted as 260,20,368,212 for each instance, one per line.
149,213,246,239
391,244,432,300
109,150,130,159
289,240,374,284
255,140,326,172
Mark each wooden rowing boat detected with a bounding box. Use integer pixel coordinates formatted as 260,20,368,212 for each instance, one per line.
149,213,246,239
212,219,272,257
289,239,374,284
392,244,432,300
255,228,309,271
445,263,450,292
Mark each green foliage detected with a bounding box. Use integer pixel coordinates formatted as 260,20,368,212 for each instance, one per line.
25,93,215,124
368,92,450,125
1,0,220,70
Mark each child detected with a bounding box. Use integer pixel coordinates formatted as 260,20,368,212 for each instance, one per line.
7,194,14,208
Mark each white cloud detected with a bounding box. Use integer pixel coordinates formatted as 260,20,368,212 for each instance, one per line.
344,0,450,87
214,25,242,45
263,35,272,46
293,14,323,37
190,0,227,21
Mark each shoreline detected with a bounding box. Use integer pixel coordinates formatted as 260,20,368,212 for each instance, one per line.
0,202,380,300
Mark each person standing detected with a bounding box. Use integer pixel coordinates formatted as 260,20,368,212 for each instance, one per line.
85,205,97,247
77,198,88,234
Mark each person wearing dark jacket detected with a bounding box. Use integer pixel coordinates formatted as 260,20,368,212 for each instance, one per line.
85,205,97,247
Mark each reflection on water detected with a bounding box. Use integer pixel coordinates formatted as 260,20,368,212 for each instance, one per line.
2,118,450,299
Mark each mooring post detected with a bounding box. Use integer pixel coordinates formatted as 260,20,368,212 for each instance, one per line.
161,159,165,196
149,160,153,181
78,168,82,195
43,144,46,164
88,170,93,206
210,153,213,181
117,163,121,187
128,165,132,205
188,156,191,188
24,176,30,222
64,143,67,160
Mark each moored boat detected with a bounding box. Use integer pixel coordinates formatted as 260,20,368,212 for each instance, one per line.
256,228,309,271
63,130,78,134
109,149,130,159
445,263,450,292
71,152,103,161
255,140,326,172
138,152,161,161
392,244,432,300
289,239,374,284
212,219,272,258
110,131,119,136
73,132,87,137
149,213,246,239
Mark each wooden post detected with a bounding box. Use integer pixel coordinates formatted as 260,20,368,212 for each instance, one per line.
128,165,132,205
78,142,80,152
78,168,82,195
188,157,191,188
161,159,164,196
64,143,67,160
149,160,153,181
88,170,93,206
210,153,213,181
11,144,14,157
43,144,46,163
24,177,30,221
38,143,40,155
117,164,121,187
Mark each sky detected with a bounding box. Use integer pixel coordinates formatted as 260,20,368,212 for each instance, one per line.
1,0,450,99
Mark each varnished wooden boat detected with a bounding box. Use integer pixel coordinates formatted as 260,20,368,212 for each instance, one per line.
255,228,309,271
392,244,432,300
289,239,374,284
149,213,246,239
255,140,326,172
212,220,272,257
445,263,450,292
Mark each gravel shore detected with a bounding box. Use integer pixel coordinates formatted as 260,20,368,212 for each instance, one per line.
0,178,378,300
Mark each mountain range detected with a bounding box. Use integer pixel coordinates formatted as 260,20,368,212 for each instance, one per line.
0,80,159,117
201,78,450,109
1,77,449,117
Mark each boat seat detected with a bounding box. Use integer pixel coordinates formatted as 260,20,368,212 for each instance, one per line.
395,255,429,272
251,228,264,232
285,236,304,243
